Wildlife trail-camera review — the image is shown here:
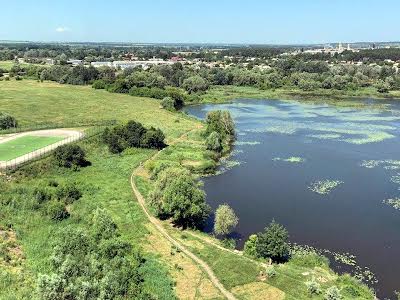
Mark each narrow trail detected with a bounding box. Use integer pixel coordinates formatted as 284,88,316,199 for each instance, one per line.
130,127,237,300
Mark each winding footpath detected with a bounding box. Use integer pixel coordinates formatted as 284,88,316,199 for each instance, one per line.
130,128,237,300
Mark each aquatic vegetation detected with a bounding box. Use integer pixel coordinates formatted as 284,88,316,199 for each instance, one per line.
307,133,342,140
360,159,400,169
231,149,244,155
235,141,260,146
272,156,305,163
390,175,400,185
290,244,377,285
215,159,244,175
383,198,400,210
308,180,343,195
360,160,381,169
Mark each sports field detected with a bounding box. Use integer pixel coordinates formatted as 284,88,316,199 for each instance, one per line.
0,135,64,161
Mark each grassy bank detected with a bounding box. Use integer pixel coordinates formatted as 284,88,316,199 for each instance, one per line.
200,85,400,104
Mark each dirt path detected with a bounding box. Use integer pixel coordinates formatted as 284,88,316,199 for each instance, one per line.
0,129,84,169
130,127,237,300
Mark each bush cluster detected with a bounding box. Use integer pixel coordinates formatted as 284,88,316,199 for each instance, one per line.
53,144,88,170
102,121,165,154
37,209,152,299
0,113,18,130
31,181,82,221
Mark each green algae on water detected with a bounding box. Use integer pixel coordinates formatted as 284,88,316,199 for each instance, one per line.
308,180,343,195
272,156,305,163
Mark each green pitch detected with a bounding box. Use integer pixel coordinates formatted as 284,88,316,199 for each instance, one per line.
0,135,64,161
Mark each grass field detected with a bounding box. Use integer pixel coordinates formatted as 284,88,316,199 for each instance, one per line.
200,85,400,104
0,60,31,72
0,135,63,161
0,80,197,139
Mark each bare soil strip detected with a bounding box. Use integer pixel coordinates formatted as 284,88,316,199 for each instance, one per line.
130,128,237,300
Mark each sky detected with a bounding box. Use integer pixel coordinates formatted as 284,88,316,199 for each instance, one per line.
1,0,399,44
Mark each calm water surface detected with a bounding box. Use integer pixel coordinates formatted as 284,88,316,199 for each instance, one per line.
185,98,400,299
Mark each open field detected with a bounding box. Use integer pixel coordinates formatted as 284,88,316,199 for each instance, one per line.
0,60,31,71
200,85,400,104
0,80,197,139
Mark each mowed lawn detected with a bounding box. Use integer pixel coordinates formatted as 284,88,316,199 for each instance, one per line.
0,135,64,161
0,80,198,140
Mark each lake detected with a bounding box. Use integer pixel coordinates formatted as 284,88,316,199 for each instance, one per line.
185,98,400,299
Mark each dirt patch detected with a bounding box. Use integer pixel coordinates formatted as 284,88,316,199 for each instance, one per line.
232,282,285,300
0,228,25,271
144,224,222,299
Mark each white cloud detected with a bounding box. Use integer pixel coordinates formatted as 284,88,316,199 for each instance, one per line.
55,27,70,33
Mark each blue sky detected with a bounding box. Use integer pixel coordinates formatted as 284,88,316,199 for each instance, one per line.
2,0,399,44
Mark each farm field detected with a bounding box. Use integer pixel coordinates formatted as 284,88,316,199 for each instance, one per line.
0,135,63,161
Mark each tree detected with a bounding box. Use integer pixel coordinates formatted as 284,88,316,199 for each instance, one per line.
375,80,390,93
0,113,18,130
140,127,165,149
163,174,210,228
205,110,235,139
243,234,258,258
256,220,289,262
151,167,210,228
206,131,223,152
214,204,238,236
53,144,87,169
182,75,209,94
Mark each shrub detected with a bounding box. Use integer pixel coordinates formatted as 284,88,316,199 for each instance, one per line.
161,97,176,111
265,266,277,278
53,144,87,169
92,79,107,89
324,286,342,300
243,234,258,258
55,183,82,204
0,113,18,130
306,277,322,295
45,201,69,221
33,187,52,204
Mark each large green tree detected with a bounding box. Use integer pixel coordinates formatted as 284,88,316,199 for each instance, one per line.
256,220,290,262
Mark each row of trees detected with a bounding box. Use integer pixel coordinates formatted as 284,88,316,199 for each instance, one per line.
102,121,166,154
